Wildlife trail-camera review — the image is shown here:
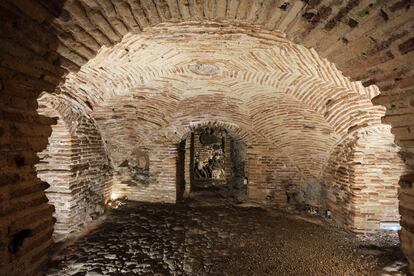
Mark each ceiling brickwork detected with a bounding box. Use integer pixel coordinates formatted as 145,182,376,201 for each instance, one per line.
54,22,387,184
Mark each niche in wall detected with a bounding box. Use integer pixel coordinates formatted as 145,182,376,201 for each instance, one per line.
116,149,150,187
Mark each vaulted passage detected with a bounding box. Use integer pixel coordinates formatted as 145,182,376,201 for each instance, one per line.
1,1,413,275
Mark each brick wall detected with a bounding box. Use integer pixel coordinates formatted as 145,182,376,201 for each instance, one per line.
324,138,355,228
0,2,67,275
36,94,112,241
246,141,305,207
184,136,192,195
325,125,406,233
352,126,406,233
35,117,74,241
111,143,177,203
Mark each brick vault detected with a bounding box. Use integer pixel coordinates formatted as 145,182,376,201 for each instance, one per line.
0,1,413,275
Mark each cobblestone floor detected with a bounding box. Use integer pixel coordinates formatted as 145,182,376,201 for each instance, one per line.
46,198,407,276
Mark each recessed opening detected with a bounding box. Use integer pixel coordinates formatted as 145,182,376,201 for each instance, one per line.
176,126,248,202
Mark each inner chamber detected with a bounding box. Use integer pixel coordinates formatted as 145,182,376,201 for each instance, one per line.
176,126,248,201
36,22,405,240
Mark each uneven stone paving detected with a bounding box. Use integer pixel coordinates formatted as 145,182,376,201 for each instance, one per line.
47,200,407,276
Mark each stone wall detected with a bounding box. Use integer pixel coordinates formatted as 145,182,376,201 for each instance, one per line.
247,140,305,207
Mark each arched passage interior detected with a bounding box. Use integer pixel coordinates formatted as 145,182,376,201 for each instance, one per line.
12,21,413,271
176,123,249,201
0,1,413,275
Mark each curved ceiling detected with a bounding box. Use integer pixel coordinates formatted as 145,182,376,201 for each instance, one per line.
41,22,387,182
17,0,408,95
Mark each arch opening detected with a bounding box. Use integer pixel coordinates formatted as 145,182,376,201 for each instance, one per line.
176,125,248,202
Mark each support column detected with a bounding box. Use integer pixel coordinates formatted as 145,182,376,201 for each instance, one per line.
147,144,177,203
184,137,192,197
246,145,263,202
224,137,232,185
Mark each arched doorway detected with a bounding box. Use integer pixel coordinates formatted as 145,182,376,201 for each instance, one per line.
176,125,248,202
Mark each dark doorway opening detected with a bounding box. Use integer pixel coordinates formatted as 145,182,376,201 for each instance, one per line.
177,126,247,202
176,140,186,201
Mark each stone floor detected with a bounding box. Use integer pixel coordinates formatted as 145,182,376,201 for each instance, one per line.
46,197,407,276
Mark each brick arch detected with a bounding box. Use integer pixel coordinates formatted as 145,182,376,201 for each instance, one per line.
174,120,250,196
36,95,77,242
46,20,414,241
173,120,253,146
0,1,413,275
323,124,406,232
36,93,112,241
165,94,257,146
168,119,306,206
57,22,387,175
247,93,335,180
60,22,383,130
92,86,182,166
59,22,389,196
